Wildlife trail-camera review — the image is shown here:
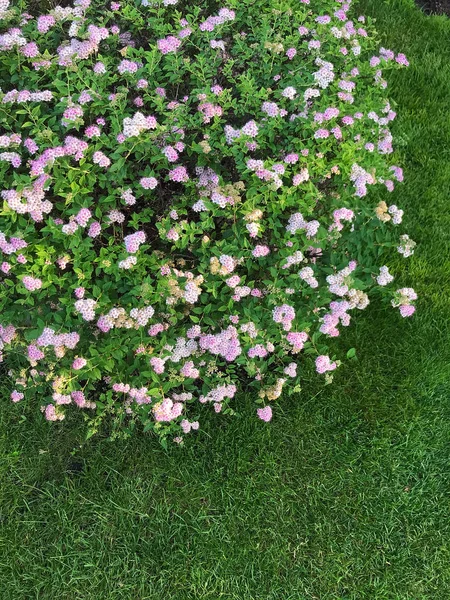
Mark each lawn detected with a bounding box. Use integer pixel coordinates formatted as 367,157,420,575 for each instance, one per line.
1,0,450,598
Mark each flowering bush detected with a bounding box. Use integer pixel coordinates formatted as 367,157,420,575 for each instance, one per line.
0,0,416,443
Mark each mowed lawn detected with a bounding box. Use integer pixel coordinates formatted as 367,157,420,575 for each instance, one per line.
1,1,450,598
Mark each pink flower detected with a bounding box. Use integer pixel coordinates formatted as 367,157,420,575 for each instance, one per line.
140,177,158,189
93,151,110,168
118,60,139,74
396,53,409,66
21,42,39,58
315,355,337,374
11,390,24,402
314,128,330,139
286,331,308,352
93,62,107,74
85,125,101,138
88,222,101,238
257,406,272,422
137,79,148,89
169,166,189,182
63,105,83,123
157,36,181,55
124,231,146,253
400,305,415,317
27,344,44,361
252,245,270,258
72,357,87,370
166,228,179,242
37,15,55,34
241,120,259,137
45,404,64,421
226,275,240,288
22,276,42,291
150,357,165,374
286,47,297,60
284,363,297,377
75,208,91,226
284,153,299,164
24,138,39,153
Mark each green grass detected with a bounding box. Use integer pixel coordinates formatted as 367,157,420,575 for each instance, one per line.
1,1,450,598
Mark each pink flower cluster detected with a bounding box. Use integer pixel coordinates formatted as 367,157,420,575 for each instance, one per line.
320,301,351,337
286,331,308,352
62,105,83,124
397,234,416,258
199,8,235,32
93,151,111,168
169,166,189,183
153,398,183,422
140,177,158,190
252,245,270,258
286,213,320,238
299,267,319,288
36,328,80,352
326,261,357,296
273,304,295,331
37,15,56,33
199,326,242,361
330,208,354,232
124,231,146,253
74,299,97,321
198,102,223,123
315,355,337,374
392,288,417,317
377,266,394,286
0,232,27,255
22,275,42,291
118,59,139,74
72,357,87,370
199,384,237,414
257,406,272,422
157,36,182,54
2,89,53,104
0,152,21,167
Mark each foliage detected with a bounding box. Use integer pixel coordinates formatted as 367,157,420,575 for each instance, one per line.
0,0,415,442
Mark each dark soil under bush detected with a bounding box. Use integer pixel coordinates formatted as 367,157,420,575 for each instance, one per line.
416,0,450,15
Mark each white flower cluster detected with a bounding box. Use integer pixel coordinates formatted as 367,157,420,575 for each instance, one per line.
313,59,335,89
376,266,394,286
2,90,53,104
169,338,199,363
97,305,154,332
1,186,52,221
282,251,304,269
0,27,26,51
118,256,137,270
397,234,416,258
122,112,156,138
0,0,10,19
74,299,97,321
299,267,319,288
184,281,202,304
